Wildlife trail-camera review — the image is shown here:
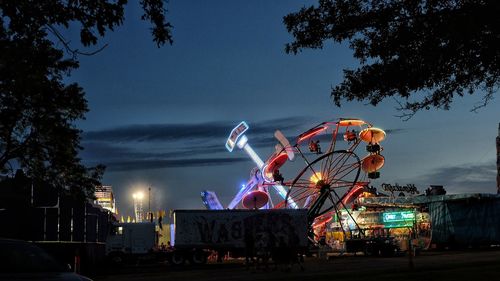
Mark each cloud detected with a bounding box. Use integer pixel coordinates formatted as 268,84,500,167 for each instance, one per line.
84,122,229,142
80,117,310,171
83,117,309,142
83,116,403,145
384,128,406,135
80,142,148,159
414,161,497,194
95,157,248,172
80,117,407,172
81,141,227,160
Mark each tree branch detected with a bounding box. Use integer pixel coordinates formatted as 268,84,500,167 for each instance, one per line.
393,98,416,121
470,90,495,113
45,24,108,59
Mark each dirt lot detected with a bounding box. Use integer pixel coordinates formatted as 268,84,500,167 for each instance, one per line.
93,249,500,281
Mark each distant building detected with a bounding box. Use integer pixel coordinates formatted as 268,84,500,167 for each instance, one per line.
95,185,116,213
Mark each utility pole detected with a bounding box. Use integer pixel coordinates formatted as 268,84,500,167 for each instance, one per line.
148,186,152,222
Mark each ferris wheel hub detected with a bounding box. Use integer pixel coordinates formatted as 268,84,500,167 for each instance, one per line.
316,180,330,190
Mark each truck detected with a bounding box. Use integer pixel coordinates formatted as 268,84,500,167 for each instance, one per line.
170,209,309,265
106,222,163,264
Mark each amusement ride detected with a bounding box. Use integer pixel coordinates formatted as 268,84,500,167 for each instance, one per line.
202,118,387,240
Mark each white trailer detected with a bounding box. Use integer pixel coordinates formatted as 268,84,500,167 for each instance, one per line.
106,222,158,263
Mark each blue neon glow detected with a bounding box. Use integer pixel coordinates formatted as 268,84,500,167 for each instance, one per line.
170,224,175,246
228,182,254,209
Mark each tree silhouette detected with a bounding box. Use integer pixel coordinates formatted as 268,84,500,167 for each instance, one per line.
284,0,499,119
0,1,172,198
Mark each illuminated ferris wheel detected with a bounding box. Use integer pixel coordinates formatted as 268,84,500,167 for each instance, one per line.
273,119,386,226
225,118,387,229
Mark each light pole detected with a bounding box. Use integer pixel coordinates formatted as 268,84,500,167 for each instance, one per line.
132,192,144,222
148,187,151,222
132,193,138,222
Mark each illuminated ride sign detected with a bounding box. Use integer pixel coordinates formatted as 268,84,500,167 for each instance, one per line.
382,211,415,228
225,121,249,152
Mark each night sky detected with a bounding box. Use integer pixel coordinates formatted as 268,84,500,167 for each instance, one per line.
65,1,499,217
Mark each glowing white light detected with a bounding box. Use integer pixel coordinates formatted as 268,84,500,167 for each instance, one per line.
226,121,249,152
237,135,248,149
273,184,298,209
135,192,144,200
243,144,265,169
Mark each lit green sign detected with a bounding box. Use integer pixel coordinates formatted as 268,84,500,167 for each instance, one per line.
382,211,415,228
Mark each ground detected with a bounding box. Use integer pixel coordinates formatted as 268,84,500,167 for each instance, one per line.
93,249,500,281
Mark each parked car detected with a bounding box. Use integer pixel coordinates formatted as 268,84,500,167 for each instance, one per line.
0,238,93,281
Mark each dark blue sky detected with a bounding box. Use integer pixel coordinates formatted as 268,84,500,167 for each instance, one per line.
66,1,499,217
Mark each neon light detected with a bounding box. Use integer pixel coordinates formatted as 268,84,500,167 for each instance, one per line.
338,119,366,127
263,153,288,182
243,144,265,168
386,214,396,220
228,181,254,209
297,126,327,143
226,121,249,152
237,135,248,148
342,185,364,205
382,211,415,222
382,211,415,228
262,164,271,181
170,224,175,246
402,212,414,219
